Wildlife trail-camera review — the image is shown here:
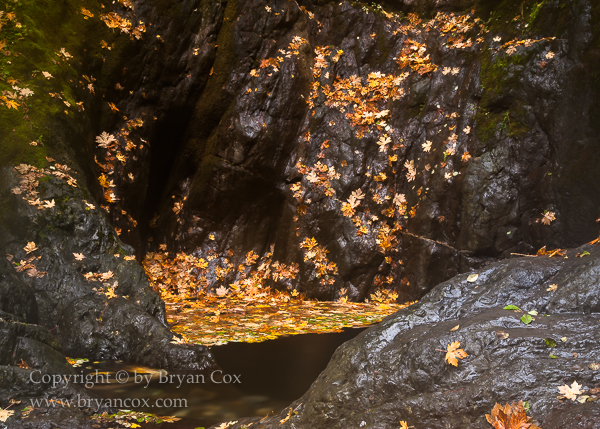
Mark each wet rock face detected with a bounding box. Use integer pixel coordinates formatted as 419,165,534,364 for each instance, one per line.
97,0,600,302
219,244,600,429
0,166,215,370
0,162,215,424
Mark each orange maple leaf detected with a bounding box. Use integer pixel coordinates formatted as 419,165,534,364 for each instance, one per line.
81,8,94,19
486,401,541,429
440,341,468,366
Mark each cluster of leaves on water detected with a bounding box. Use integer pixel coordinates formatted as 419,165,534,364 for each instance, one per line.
143,247,412,345
166,296,411,346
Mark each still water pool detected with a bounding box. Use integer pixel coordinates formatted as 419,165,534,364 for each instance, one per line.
86,328,366,428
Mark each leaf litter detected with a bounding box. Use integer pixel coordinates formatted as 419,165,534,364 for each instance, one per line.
145,249,415,346
166,295,413,346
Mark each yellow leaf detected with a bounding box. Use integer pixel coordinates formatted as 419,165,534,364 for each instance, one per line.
81,8,94,18
98,174,109,189
5,99,19,110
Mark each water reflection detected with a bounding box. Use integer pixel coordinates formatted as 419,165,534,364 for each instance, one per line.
86,328,366,428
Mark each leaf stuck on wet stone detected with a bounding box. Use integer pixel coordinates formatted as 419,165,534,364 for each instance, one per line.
442,341,468,367
496,331,509,340
520,314,533,325
558,381,583,401
467,273,478,282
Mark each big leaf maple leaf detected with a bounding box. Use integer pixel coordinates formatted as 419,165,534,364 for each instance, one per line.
485,402,541,429
444,341,468,366
558,381,582,401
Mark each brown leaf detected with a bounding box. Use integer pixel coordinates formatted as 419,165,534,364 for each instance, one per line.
486,401,540,429
24,242,37,254
496,331,510,340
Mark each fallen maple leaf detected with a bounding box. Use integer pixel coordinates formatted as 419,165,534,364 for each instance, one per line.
541,211,556,225
0,408,14,422
100,271,114,281
24,242,38,254
105,287,117,299
73,253,85,261
95,131,116,148
81,7,94,18
558,381,583,401
486,401,541,429
439,341,468,366
216,286,228,297
5,99,19,109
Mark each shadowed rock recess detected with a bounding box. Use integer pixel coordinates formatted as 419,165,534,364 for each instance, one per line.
0,0,599,426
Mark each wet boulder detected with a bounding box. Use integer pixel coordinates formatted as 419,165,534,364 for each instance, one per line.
218,244,600,428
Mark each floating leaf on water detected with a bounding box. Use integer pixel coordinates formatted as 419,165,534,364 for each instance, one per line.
450,325,459,332
544,338,557,348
